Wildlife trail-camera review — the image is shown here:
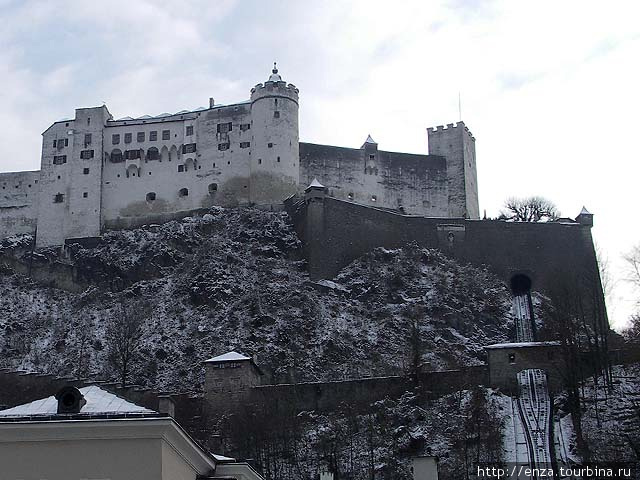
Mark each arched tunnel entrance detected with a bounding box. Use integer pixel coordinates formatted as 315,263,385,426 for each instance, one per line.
509,273,536,342
510,273,532,296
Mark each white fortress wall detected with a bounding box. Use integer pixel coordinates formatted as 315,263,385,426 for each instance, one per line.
0,171,40,238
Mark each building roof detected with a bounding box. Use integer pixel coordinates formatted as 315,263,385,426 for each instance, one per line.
363,134,377,144
485,341,561,350
579,206,592,215
308,178,325,189
0,385,155,418
204,351,252,363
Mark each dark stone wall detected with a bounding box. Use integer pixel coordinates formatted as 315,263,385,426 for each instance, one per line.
486,344,567,393
289,195,602,298
299,143,449,217
241,366,489,414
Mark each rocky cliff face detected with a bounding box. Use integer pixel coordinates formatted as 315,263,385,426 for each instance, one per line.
0,206,513,392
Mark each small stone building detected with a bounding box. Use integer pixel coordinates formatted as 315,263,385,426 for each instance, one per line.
486,341,566,393
204,351,262,416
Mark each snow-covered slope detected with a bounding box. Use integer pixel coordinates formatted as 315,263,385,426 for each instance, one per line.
0,206,512,392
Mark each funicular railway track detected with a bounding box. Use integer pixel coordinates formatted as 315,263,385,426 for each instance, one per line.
510,295,553,479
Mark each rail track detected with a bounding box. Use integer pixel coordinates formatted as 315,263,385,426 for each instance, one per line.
509,295,553,478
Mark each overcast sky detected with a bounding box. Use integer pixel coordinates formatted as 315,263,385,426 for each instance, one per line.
1,0,638,329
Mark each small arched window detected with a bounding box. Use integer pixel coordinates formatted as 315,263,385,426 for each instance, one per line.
179,188,189,197
146,192,156,202
147,147,160,161
208,183,218,195
110,149,124,163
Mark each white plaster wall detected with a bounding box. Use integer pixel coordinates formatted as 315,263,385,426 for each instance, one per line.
249,81,300,204
101,106,255,229
0,171,39,237
36,120,77,247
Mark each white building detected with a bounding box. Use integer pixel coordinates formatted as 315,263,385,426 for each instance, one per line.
0,65,479,247
0,385,263,480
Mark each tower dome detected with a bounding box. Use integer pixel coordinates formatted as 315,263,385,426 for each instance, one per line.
268,62,282,82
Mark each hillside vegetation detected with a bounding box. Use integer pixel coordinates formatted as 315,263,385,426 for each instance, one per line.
0,206,512,392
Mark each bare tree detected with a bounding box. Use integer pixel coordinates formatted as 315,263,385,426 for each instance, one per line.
595,242,616,308
623,314,640,344
624,243,640,293
501,196,560,222
106,299,151,388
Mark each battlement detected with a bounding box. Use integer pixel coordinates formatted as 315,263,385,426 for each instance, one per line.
250,81,299,104
428,121,475,140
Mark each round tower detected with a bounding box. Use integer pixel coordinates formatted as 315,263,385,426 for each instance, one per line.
249,63,300,204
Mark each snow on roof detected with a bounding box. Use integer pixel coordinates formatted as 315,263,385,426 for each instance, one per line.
116,116,134,121
579,206,592,215
205,351,251,363
0,385,155,418
485,341,561,350
175,110,190,114
308,178,325,189
136,114,153,119
364,134,377,144
154,112,172,118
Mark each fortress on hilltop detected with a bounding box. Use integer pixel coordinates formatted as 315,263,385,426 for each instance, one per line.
0,64,479,247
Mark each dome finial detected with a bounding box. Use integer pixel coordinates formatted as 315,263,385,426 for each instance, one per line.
268,62,282,82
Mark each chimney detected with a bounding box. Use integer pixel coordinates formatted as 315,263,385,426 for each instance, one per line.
209,97,215,108
158,395,175,418
55,386,86,414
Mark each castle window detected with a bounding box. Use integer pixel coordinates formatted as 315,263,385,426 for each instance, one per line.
371,195,377,202
83,168,90,175
217,122,232,133
110,149,124,163
182,143,197,154
508,353,516,364
218,143,230,151
87,117,91,125
137,132,145,142
83,192,88,198
277,156,280,162
149,131,157,141
268,143,273,148
112,134,120,145
369,154,375,160
274,111,280,118
124,133,132,144
240,142,250,148
258,159,262,165
80,149,94,160
178,164,185,172
347,192,353,200
162,130,170,140
208,183,218,194
213,162,216,168
53,139,57,147
240,123,251,131
53,155,67,165
147,147,160,161
146,192,156,202
179,188,189,197
124,149,142,160
84,133,92,146
186,125,194,136
53,193,64,203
